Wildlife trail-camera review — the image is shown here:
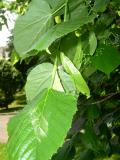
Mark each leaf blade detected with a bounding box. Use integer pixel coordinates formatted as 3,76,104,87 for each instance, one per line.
25,63,54,102
14,0,53,57
91,44,120,75
7,89,77,160
60,52,90,98
89,31,97,56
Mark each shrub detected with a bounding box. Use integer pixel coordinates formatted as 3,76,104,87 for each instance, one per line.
0,59,24,108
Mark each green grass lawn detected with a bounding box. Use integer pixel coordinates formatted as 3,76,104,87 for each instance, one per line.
0,143,7,160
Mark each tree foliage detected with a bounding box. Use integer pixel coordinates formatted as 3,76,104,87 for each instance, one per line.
7,0,120,160
0,59,24,108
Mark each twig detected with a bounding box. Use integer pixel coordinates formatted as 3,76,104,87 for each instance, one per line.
84,92,120,106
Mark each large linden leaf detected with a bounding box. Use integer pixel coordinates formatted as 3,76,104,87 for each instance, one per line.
14,0,95,58
14,0,62,57
7,89,77,160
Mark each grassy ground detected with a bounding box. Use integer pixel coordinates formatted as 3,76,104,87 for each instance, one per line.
0,143,7,160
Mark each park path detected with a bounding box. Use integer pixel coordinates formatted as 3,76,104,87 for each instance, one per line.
0,113,15,143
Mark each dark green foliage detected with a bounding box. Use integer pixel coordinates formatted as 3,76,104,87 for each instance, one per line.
74,68,120,159
0,59,24,108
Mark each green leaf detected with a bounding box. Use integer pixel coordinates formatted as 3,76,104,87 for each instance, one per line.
60,33,78,61
73,38,84,69
76,150,94,160
45,0,65,10
7,89,77,160
81,124,101,151
87,105,100,120
25,63,54,101
60,33,83,69
89,31,97,56
14,0,95,58
68,0,88,20
60,52,90,98
52,71,64,92
93,0,110,12
58,67,76,94
14,0,55,57
10,50,19,65
91,44,120,75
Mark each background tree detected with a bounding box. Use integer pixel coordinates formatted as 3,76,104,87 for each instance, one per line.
0,59,24,109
